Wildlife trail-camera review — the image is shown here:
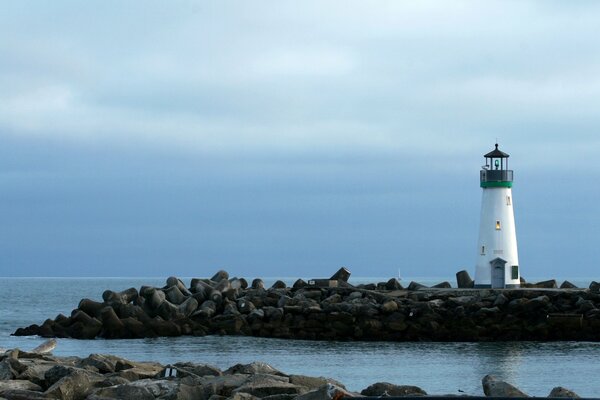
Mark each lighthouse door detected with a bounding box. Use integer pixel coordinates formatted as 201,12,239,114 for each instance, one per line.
490,258,507,288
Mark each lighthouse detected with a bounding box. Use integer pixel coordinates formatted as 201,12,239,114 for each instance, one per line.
474,144,520,288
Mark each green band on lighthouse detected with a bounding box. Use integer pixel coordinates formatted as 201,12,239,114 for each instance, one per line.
480,181,513,188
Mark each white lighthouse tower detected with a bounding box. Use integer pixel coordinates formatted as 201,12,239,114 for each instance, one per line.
474,144,520,288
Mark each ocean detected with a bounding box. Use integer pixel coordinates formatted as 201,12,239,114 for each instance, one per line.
1,277,600,396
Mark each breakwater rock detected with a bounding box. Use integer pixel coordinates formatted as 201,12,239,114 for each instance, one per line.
0,344,581,398
13,270,600,341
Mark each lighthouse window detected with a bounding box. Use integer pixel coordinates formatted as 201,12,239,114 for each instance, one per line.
511,265,519,280
495,220,501,230
507,196,512,205
481,246,485,255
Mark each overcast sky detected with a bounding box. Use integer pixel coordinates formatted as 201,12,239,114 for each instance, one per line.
1,1,599,280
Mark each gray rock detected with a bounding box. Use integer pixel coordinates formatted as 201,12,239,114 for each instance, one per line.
482,374,528,397
532,279,557,289
0,389,49,400
211,270,230,282
233,378,304,397
111,360,164,382
198,374,251,397
44,368,104,400
271,280,287,289
262,394,300,400
295,383,356,400
169,362,222,378
76,354,125,374
385,278,403,291
225,363,287,377
229,392,260,400
293,279,308,289
251,279,265,290
407,281,427,290
330,267,351,282
360,382,427,396
493,293,509,307
0,381,43,395
380,300,398,314
289,375,346,390
88,383,155,400
456,270,474,288
432,281,452,289
549,386,580,398
560,281,578,289
0,358,18,380
17,361,59,388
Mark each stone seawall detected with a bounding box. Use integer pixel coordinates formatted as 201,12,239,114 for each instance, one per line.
13,271,600,341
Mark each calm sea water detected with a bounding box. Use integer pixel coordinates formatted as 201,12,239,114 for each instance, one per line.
1,277,600,396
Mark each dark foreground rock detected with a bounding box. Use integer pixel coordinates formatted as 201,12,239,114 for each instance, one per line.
0,345,582,399
13,269,600,342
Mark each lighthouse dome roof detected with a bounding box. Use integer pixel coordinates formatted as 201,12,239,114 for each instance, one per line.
484,143,509,158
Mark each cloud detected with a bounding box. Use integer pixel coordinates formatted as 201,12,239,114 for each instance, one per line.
2,1,600,165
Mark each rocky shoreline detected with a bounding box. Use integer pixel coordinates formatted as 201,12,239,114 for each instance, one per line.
13,269,600,341
0,342,583,399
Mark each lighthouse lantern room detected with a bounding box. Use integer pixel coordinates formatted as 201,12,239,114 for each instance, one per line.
474,144,520,288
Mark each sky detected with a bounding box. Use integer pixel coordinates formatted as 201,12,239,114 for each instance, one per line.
1,1,600,279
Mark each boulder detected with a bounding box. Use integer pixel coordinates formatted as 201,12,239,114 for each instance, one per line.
432,281,452,289
232,377,304,397
0,358,20,380
238,299,256,314
168,362,222,378
385,278,403,291
0,389,50,400
211,270,230,282
407,281,427,291
0,380,43,395
99,307,127,339
198,374,252,397
76,354,121,374
112,359,164,381
560,281,578,289
295,383,356,400
102,288,138,304
293,279,307,289
532,279,558,289
271,280,287,289
44,368,104,400
164,285,187,305
289,375,346,390
330,267,351,282
589,281,600,292
482,374,528,397
251,279,265,290
456,270,474,288
361,382,426,396
493,293,509,307
225,362,286,377
16,361,59,387
548,386,580,398
381,300,398,314
166,276,192,296
88,383,155,400
69,310,103,339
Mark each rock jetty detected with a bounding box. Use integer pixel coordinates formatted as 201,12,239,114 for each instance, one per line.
0,343,582,399
13,269,600,341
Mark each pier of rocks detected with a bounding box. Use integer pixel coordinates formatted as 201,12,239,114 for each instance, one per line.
13,268,600,341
